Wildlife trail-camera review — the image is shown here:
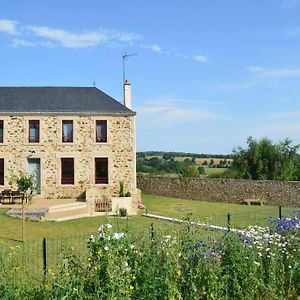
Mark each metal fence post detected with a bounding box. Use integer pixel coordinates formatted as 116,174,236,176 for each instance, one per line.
279,206,282,219
43,237,47,280
227,213,231,232
150,223,154,240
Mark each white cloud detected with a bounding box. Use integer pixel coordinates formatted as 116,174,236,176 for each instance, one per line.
137,98,228,126
193,54,208,63
140,43,168,54
148,44,163,54
11,38,35,47
0,19,209,65
26,25,140,48
0,19,18,35
248,65,300,78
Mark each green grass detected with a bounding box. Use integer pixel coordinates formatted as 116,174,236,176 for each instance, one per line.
142,194,298,228
203,166,226,176
0,193,298,283
0,194,298,243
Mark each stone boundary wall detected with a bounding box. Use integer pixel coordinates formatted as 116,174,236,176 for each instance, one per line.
137,176,300,207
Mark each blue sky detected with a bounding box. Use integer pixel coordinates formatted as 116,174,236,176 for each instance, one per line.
1,0,300,154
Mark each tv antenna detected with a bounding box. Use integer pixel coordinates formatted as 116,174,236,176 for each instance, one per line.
122,53,137,84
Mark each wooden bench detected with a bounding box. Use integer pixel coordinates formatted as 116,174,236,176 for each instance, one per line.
241,199,267,206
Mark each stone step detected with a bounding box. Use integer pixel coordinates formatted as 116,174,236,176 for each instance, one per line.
46,207,90,222
48,202,87,213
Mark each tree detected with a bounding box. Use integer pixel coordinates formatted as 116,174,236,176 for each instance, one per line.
198,166,206,175
178,165,199,177
231,137,300,181
162,153,174,161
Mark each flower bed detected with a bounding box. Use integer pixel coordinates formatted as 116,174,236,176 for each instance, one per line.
0,211,299,299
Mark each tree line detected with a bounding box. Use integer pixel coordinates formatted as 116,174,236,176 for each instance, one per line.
137,137,300,181
137,153,231,177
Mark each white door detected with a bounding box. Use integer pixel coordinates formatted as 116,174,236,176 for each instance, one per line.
27,158,41,194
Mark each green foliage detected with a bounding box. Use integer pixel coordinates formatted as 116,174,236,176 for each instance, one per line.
119,181,125,197
11,172,35,195
230,137,300,181
179,165,199,177
119,181,131,197
198,166,206,175
119,208,127,217
137,152,231,176
2,220,299,299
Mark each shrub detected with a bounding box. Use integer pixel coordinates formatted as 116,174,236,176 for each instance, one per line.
119,208,127,217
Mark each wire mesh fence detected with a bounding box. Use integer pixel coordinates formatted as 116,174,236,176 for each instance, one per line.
0,205,299,285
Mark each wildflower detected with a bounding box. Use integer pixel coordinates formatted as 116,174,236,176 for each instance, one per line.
104,246,109,251
254,261,260,266
113,232,125,240
106,223,112,229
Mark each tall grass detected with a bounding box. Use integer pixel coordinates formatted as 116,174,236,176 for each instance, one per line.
0,213,299,299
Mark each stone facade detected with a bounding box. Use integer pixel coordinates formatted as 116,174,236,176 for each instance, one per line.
137,176,300,207
0,115,137,202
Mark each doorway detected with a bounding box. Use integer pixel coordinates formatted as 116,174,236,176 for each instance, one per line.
27,158,41,194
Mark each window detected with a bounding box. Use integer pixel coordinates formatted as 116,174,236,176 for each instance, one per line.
0,120,3,143
0,159,4,185
29,120,40,143
62,120,73,142
95,158,108,184
96,120,107,143
61,158,74,184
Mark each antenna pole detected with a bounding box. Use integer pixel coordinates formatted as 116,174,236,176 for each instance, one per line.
122,53,137,103
122,54,126,84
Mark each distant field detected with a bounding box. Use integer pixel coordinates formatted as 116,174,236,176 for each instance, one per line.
203,167,226,176
144,155,232,166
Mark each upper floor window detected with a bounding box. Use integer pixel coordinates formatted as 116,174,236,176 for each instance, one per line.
96,120,107,143
29,120,40,143
0,159,4,185
95,158,108,184
62,120,73,143
0,121,3,143
61,158,74,184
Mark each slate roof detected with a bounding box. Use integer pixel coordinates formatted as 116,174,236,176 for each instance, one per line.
0,87,135,116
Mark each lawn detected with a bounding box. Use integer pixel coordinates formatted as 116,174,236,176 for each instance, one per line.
0,193,298,243
0,194,299,293
142,194,298,228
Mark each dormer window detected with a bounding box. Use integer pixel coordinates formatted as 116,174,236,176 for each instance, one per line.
96,120,107,143
29,120,40,143
62,120,73,143
0,120,3,143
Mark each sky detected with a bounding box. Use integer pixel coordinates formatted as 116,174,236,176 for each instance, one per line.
1,0,300,154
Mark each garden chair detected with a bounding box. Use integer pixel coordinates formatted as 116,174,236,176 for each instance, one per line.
1,189,12,204
11,190,25,204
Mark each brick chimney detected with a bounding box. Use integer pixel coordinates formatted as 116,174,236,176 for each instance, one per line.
123,79,132,109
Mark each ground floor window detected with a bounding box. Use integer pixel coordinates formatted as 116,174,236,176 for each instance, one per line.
95,158,108,184
61,158,74,184
0,159,4,185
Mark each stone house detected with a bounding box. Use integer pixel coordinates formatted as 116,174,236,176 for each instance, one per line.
0,82,139,215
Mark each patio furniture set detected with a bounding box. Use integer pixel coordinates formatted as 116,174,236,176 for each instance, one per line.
0,189,26,204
